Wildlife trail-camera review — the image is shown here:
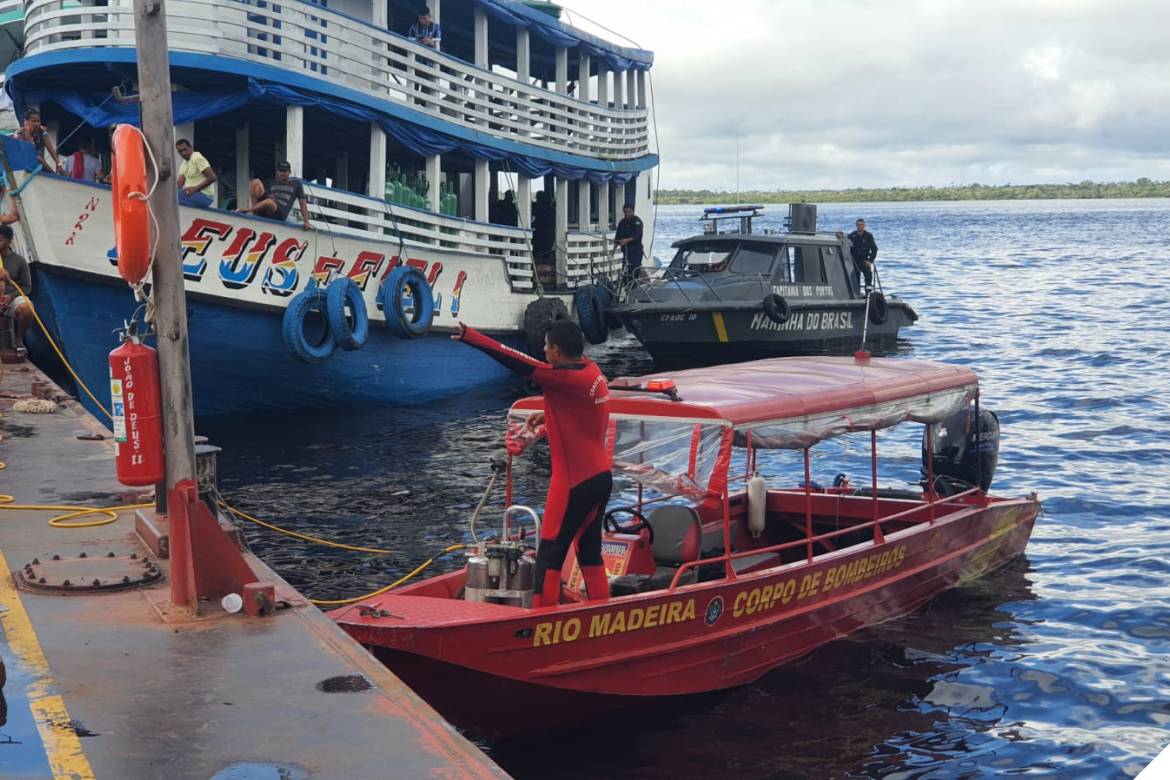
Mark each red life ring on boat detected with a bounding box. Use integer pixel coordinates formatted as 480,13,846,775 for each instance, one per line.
111,124,151,286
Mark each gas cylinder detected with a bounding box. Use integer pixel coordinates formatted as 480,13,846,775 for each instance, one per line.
109,333,165,486
747,472,767,538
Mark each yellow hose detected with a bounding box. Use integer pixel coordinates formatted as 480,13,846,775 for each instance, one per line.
218,501,395,555
0,496,154,527
1,282,459,602
308,544,467,606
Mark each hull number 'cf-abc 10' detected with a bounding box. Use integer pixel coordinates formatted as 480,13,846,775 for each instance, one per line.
529,544,908,647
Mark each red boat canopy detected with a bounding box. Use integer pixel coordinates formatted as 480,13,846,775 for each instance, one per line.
510,355,978,451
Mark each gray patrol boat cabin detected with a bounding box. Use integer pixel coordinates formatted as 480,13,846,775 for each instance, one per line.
603,204,918,364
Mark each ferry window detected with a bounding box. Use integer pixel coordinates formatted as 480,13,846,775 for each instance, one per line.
729,243,776,276
793,245,826,284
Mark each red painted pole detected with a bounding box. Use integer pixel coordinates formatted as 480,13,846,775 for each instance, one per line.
804,448,813,562
871,430,884,544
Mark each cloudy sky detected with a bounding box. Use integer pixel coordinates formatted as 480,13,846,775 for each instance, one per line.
560,0,1170,190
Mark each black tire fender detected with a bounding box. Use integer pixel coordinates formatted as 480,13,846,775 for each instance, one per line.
573,285,608,345
762,293,791,325
868,292,888,325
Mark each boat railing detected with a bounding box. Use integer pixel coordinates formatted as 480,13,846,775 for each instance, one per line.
563,229,623,288
22,0,651,161
668,485,985,589
302,182,619,292
0,0,22,27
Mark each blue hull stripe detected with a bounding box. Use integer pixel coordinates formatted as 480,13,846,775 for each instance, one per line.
30,268,518,419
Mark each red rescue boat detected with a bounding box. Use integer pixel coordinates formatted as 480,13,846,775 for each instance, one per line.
331,354,1040,736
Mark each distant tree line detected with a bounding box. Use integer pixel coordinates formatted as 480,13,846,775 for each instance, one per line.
657,178,1170,204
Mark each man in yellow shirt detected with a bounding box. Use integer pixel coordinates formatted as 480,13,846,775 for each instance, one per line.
175,139,218,208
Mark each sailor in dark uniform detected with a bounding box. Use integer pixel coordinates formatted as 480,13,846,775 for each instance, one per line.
614,204,644,287
847,218,877,293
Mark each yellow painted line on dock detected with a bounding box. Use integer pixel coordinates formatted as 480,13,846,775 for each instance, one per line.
0,548,97,780
712,312,729,343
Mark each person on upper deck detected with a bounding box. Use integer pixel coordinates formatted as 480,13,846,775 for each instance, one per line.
453,320,612,608
846,218,877,293
615,203,644,287
409,7,441,49
237,161,311,230
0,225,34,359
14,109,63,174
175,139,218,208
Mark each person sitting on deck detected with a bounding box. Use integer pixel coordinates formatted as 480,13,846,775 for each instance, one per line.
14,109,63,174
175,139,218,208
0,225,34,359
237,161,311,230
453,320,612,607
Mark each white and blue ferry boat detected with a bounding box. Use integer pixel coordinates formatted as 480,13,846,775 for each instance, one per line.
2,0,657,416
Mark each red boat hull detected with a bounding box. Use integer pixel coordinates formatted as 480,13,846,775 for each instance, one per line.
334,498,1039,735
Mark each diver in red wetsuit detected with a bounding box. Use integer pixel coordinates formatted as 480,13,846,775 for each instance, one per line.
454,320,611,607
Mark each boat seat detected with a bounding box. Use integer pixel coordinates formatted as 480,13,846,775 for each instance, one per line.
646,505,702,589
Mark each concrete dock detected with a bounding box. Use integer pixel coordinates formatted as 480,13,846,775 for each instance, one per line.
0,360,507,779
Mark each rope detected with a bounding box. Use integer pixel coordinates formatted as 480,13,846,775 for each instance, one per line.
307,544,467,606
6,278,111,419
500,160,544,296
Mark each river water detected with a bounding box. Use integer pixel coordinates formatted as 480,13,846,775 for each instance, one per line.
201,200,1170,778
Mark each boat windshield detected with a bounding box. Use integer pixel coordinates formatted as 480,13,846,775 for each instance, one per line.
671,241,780,277
612,418,728,498
670,242,733,273
507,411,729,499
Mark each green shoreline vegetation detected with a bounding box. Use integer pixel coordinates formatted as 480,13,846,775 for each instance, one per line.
657,179,1170,204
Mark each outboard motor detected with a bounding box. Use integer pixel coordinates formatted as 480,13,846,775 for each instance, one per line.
923,405,1000,495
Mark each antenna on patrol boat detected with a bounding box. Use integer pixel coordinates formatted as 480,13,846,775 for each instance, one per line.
735,127,740,205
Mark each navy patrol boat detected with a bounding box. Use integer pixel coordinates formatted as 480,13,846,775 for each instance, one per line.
578,204,917,364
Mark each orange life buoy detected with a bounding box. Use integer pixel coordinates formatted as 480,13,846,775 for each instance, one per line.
111,124,151,286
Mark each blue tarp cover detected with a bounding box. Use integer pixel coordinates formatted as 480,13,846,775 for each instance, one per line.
21,80,650,184
473,0,653,72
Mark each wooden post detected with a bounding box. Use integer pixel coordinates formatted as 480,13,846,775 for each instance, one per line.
285,105,304,179
555,47,568,94
132,0,198,605
555,177,568,283
368,124,385,200
235,123,250,209
516,174,531,229
473,8,488,69
426,154,441,212
474,158,489,223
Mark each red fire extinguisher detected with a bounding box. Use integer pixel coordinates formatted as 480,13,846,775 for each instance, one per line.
109,328,165,486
